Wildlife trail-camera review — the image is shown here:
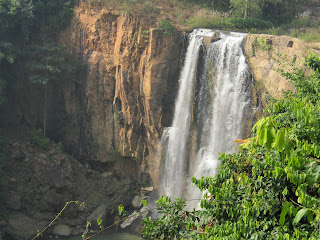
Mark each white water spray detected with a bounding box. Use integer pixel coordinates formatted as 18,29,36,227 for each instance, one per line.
159,29,252,206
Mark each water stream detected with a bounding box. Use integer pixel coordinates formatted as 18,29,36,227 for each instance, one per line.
159,29,252,208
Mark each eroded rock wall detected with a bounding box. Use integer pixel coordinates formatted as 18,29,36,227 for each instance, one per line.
243,34,320,109
58,4,183,184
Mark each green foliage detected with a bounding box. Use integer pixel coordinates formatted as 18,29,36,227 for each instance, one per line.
0,0,76,108
142,53,320,239
185,15,233,30
142,196,194,239
0,0,34,42
56,142,63,153
227,17,273,29
28,43,83,85
182,0,314,32
229,0,312,20
0,0,33,106
141,30,150,43
118,204,124,216
118,204,127,218
252,37,272,54
186,16,273,31
28,43,84,135
141,199,147,207
230,0,263,19
292,30,320,43
82,221,91,240
97,218,104,230
290,16,315,29
157,20,175,35
256,38,272,51
31,128,50,151
32,0,75,37
115,111,125,126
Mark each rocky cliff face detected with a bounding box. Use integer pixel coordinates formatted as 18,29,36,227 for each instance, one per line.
58,4,183,184
3,3,320,198
243,34,320,109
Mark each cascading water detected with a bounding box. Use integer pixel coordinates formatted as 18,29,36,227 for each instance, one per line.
159,29,252,207
159,29,209,199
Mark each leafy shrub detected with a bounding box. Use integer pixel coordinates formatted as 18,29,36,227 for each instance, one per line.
115,111,125,126
226,17,273,29
254,37,272,51
142,196,191,239
185,15,233,30
290,16,315,29
32,0,75,36
56,142,63,153
31,128,50,151
157,20,175,35
186,16,273,31
290,29,320,43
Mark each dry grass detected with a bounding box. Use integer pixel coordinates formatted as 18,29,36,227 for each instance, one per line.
77,0,206,30
77,0,320,43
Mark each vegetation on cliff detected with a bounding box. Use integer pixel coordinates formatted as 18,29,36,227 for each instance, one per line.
142,54,320,239
81,0,319,39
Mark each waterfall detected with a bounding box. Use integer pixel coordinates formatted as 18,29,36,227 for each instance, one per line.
159,29,252,206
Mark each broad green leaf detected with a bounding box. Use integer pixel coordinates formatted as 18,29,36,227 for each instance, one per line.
252,118,265,133
118,204,124,216
307,210,314,224
293,208,308,224
141,199,147,207
273,129,286,152
258,120,267,145
265,127,275,150
280,202,291,226
97,219,102,225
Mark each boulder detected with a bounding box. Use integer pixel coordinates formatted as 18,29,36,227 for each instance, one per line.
140,186,153,194
101,172,113,178
87,205,108,222
34,162,66,188
131,195,147,208
10,147,27,161
53,224,72,237
120,206,149,229
43,190,63,207
7,214,47,240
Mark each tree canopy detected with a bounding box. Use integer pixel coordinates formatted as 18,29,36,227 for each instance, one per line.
0,0,75,108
